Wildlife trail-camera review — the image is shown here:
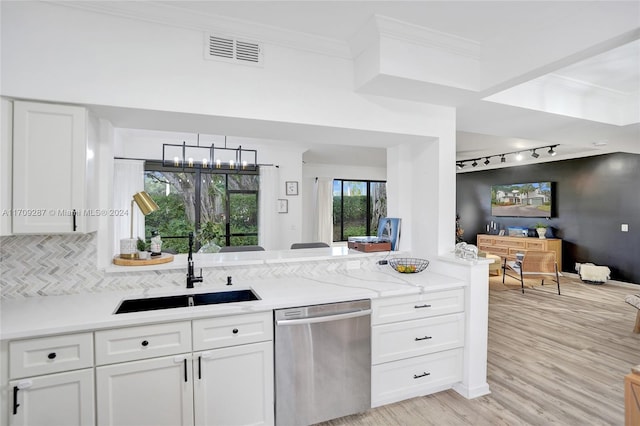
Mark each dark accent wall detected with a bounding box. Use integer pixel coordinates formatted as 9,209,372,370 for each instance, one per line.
456,152,640,285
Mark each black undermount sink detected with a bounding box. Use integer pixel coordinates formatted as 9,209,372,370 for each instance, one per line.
115,289,260,314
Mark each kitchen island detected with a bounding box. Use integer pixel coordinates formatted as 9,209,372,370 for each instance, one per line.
1,249,491,426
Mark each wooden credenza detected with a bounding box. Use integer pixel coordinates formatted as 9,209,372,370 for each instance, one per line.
477,234,563,271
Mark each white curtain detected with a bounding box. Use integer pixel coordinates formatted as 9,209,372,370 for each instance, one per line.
113,159,145,255
258,165,279,250
314,177,333,245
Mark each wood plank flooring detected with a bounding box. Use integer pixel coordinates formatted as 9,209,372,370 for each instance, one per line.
318,275,639,426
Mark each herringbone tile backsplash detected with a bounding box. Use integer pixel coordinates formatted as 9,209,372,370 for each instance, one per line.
0,234,383,299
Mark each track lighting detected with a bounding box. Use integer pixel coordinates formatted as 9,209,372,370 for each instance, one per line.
455,144,560,170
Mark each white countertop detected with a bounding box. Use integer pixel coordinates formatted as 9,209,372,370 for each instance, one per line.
105,246,381,273
0,267,465,341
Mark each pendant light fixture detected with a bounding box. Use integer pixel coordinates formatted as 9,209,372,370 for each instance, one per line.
162,135,258,171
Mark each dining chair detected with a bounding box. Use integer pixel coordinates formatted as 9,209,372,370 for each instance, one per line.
290,242,330,249
503,250,561,295
219,245,265,252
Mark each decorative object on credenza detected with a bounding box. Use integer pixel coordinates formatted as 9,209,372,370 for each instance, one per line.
486,220,499,234
119,191,159,259
534,222,548,239
285,181,298,196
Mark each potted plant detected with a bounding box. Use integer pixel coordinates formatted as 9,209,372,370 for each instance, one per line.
534,223,547,239
137,237,149,259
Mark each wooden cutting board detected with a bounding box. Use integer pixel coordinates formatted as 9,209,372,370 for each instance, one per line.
113,253,174,266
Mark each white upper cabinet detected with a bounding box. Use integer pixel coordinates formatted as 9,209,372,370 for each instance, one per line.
12,100,98,234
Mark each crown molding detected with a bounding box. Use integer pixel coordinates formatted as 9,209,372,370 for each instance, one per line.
49,1,352,59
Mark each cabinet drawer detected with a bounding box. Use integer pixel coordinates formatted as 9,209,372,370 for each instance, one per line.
372,289,464,325
95,321,191,365
372,313,464,364
193,312,273,351
9,333,93,379
486,246,509,256
526,240,545,250
499,238,526,249
372,348,463,407
476,236,494,245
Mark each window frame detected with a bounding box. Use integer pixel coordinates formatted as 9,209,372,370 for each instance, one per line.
333,178,387,242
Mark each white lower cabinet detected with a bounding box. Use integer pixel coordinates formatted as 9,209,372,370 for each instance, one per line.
371,289,465,407
9,368,95,426
94,312,274,426
96,354,194,426
194,342,274,426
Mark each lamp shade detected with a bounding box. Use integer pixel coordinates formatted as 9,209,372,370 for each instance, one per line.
132,191,159,215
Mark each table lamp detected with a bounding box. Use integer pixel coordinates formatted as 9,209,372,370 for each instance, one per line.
120,191,159,259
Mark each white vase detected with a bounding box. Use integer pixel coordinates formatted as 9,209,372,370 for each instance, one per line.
536,228,547,239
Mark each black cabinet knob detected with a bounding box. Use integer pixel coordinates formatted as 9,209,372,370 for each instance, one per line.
47,352,57,360
141,340,149,347
232,328,239,334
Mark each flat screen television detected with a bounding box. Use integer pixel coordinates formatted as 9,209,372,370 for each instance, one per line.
491,181,554,217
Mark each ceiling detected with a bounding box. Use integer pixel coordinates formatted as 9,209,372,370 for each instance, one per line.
65,1,640,170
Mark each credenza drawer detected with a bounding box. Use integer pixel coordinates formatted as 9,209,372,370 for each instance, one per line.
372,290,464,325
193,311,273,351
372,313,464,364
371,348,463,407
9,333,94,379
95,321,191,365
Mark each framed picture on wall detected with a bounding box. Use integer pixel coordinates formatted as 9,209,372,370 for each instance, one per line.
277,199,288,213
285,181,298,196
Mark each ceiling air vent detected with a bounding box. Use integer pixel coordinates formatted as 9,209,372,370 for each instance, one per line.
205,33,263,66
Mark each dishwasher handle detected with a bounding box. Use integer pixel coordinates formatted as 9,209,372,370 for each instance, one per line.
276,309,371,326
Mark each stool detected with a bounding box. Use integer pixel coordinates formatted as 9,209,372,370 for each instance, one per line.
484,254,502,276
624,294,640,334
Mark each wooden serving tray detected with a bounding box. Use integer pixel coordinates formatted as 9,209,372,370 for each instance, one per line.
113,253,174,266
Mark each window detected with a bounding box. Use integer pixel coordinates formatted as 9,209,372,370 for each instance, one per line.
333,179,387,242
144,161,259,253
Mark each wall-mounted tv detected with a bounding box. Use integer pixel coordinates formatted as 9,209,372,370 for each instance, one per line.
491,181,554,217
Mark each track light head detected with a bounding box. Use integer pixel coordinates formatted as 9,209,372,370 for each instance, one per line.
548,146,557,156
500,155,506,163
531,150,539,158
484,157,490,165
471,160,478,167
456,162,464,170
515,152,523,161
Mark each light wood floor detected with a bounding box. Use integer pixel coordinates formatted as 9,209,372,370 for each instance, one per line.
319,275,640,426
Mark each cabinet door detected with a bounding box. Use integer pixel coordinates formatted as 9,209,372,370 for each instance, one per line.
194,342,274,426
9,368,94,426
96,354,194,426
12,100,93,234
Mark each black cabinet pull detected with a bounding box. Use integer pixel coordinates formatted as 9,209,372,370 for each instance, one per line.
141,340,149,347
184,359,188,382
72,209,77,232
198,356,202,380
414,304,431,309
12,386,20,415
414,336,432,341
232,328,239,334
413,372,431,379
47,352,57,360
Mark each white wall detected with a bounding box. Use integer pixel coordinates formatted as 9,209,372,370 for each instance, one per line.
1,1,459,259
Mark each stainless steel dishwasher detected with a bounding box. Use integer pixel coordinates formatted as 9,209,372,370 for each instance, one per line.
274,299,371,426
